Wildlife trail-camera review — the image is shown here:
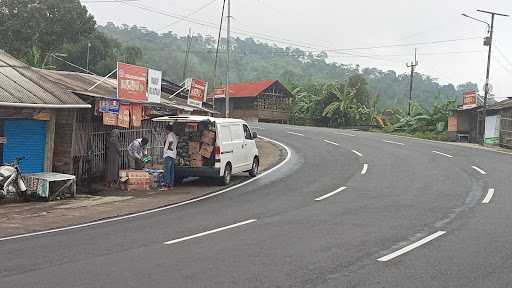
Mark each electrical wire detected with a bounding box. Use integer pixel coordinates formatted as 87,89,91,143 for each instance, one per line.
326,37,482,52
155,0,218,32
494,43,512,69
120,1,481,56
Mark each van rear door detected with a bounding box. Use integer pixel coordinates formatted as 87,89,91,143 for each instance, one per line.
218,124,233,174
229,124,246,173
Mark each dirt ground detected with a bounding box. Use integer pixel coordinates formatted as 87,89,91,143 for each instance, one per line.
0,138,285,238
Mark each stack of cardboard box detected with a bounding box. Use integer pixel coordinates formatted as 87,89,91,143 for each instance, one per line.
119,170,152,191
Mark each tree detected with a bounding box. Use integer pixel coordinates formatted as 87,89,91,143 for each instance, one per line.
0,0,96,60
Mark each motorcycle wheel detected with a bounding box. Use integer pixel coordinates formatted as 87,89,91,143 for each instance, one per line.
16,188,30,202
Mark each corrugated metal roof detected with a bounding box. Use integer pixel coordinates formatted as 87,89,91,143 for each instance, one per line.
37,69,117,97
488,98,512,110
212,80,276,98
0,50,89,107
39,69,213,113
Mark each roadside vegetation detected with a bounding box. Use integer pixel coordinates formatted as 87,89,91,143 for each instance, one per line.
1,0,470,141
285,79,457,141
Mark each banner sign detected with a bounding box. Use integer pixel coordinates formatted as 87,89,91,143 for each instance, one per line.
463,90,477,110
103,112,118,126
98,100,109,113
147,69,162,103
131,103,143,128
108,99,120,113
447,116,457,132
186,78,207,108
212,88,225,98
117,62,147,101
117,104,130,128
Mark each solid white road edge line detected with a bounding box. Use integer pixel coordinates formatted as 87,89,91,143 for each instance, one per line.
482,188,495,204
432,151,454,158
323,139,339,146
336,132,356,137
361,164,368,175
315,187,347,201
472,166,487,175
383,140,405,146
287,131,305,136
0,136,291,242
377,231,447,262
164,219,257,245
352,150,363,157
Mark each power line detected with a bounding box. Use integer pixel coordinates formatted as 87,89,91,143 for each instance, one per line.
326,36,482,52
155,0,218,32
494,43,512,69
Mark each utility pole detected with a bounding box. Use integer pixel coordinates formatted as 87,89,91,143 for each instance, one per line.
225,0,231,118
462,10,509,144
406,48,418,116
212,0,227,111
86,42,91,72
477,10,508,144
182,28,192,82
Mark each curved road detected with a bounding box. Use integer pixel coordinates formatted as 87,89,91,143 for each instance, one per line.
1,123,512,287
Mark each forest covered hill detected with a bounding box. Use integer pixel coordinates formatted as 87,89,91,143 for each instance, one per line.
99,23,478,109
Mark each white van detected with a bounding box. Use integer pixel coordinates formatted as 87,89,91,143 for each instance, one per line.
152,116,259,185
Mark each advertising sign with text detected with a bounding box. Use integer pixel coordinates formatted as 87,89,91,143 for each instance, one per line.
186,78,207,108
117,62,147,101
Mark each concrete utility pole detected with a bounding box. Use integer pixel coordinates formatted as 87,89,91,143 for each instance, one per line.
182,28,192,82
462,10,509,144
406,48,418,116
225,0,231,118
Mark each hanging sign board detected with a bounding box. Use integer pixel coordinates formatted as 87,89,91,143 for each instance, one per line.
463,90,477,110
147,69,162,103
186,78,207,108
108,99,120,113
117,62,148,102
447,116,458,132
131,103,143,128
117,104,130,128
103,112,118,126
212,88,225,98
98,100,109,113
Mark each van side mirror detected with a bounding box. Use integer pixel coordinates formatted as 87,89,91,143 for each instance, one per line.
251,132,258,139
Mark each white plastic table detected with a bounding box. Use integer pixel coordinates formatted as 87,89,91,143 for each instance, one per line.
24,172,76,201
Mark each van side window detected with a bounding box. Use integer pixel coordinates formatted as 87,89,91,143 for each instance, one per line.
243,124,252,140
230,124,244,141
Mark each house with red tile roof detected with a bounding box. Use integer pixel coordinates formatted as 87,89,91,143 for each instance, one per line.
210,80,292,123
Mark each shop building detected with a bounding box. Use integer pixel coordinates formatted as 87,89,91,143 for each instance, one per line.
211,80,292,123
0,50,90,174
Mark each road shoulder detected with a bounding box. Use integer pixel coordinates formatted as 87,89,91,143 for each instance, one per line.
0,138,286,238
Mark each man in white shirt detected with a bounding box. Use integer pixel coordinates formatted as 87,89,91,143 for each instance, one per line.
162,124,178,189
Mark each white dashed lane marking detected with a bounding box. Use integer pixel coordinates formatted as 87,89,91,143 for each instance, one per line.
164,219,257,245
377,231,447,262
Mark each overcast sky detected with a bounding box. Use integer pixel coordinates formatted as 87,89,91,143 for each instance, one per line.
84,0,512,99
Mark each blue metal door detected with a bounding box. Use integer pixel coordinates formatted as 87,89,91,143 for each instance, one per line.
3,119,47,173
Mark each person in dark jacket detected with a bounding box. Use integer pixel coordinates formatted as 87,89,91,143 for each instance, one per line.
106,129,121,187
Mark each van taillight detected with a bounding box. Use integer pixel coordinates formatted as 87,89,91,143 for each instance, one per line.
215,146,221,156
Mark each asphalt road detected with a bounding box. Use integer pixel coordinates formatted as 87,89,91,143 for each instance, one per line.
1,123,512,288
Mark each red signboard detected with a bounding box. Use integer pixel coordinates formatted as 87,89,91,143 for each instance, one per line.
117,62,148,101
131,103,143,128
463,90,477,109
187,79,207,108
117,104,130,128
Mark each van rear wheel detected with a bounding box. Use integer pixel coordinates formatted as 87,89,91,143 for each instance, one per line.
249,157,259,177
219,164,232,186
